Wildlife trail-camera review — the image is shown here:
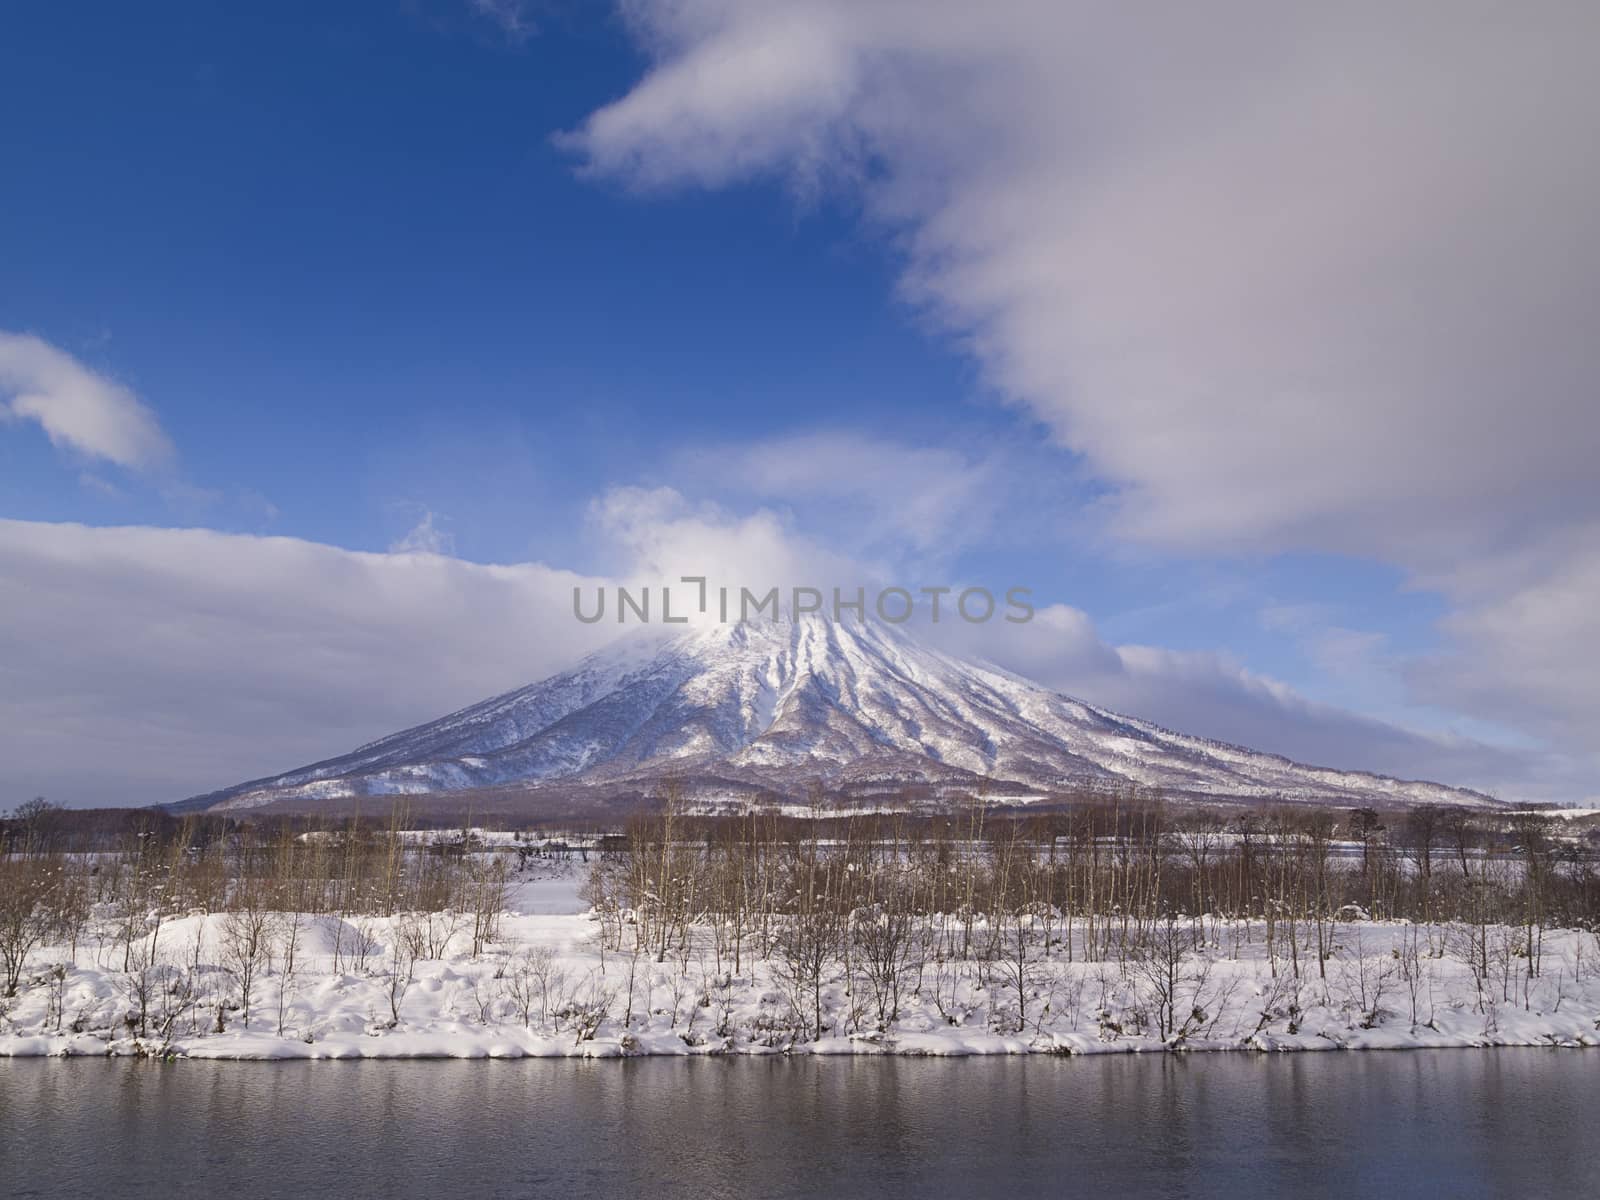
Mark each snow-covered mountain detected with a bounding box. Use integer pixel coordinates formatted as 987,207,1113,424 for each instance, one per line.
178,615,1495,814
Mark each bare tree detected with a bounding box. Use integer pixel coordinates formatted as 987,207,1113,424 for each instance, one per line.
466,857,510,958
386,915,422,1026
275,911,304,1037
220,906,271,1031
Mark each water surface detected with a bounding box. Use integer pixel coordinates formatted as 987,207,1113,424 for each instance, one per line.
4,1052,1596,1198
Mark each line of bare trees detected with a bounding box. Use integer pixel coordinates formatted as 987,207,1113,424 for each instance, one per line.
2,792,1596,1045
580,793,1599,1037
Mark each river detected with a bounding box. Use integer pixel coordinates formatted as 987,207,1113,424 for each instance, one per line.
3,1051,1596,1198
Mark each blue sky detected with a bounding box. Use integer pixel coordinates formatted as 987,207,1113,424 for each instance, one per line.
0,3,958,546
2,2,1596,805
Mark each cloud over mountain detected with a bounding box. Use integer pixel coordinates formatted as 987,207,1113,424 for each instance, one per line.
0,506,1546,808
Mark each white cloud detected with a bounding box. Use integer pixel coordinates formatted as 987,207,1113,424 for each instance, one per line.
0,519,612,807
572,1,1600,555
0,331,174,470
588,483,875,609
568,0,1600,780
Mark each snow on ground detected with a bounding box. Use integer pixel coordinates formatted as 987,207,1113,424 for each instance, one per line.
3,862,1598,1060
506,859,590,915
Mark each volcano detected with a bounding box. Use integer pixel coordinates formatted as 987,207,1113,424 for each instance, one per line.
176,615,1494,815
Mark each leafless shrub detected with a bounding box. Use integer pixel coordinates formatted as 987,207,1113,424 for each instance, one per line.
554,973,614,1042
502,944,565,1029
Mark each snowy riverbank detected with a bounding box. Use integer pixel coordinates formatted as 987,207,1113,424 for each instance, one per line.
4,866,1598,1060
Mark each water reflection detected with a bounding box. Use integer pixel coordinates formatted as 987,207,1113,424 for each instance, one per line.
3,1052,1596,1199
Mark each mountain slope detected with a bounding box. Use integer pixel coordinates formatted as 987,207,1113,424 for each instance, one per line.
178,616,1496,813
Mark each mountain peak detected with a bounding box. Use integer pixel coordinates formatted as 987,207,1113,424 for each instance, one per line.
177,615,1495,815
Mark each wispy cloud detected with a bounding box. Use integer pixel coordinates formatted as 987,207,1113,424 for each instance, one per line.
1260,603,1388,682
677,430,1000,560
0,331,175,471
77,472,126,501
390,510,457,556
468,0,537,44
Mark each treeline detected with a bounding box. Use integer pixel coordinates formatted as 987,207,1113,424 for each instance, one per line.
0,804,515,998
591,798,1600,938
2,793,1597,1040
587,798,1599,1035
0,799,606,855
